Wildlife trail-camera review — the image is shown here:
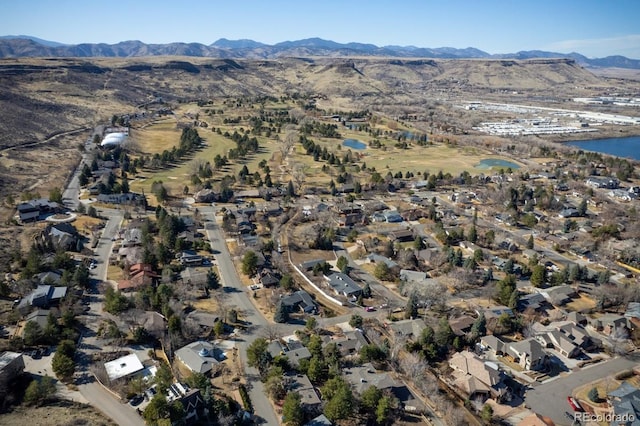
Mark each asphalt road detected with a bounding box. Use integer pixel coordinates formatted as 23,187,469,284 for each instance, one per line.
77,380,146,426
525,353,640,425
201,206,285,425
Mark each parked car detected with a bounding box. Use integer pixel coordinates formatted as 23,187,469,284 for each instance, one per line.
129,395,144,406
567,396,584,412
365,306,376,312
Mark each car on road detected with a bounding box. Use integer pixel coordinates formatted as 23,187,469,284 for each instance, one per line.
567,396,584,412
129,395,144,406
365,306,376,312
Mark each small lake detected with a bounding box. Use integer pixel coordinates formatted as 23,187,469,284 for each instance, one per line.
343,139,367,150
476,158,521,170
565,136,640,160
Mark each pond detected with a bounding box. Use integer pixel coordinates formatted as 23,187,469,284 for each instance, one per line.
476,158,520,170
343,139,367,150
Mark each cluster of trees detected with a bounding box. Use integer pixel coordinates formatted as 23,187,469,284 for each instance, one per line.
52,339,76,382
20,249,90,289
300,121,341,138
299,135,347,165
147,127,202,169
223,130,259,160
22,309,78,348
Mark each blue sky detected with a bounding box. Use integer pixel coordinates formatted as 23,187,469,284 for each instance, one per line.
2,0,639,58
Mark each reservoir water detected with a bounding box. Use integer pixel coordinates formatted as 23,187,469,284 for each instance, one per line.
565,136,640,160
343,139,367,150
476,158,521,170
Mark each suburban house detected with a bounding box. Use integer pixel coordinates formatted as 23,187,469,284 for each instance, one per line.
194,188,218,203
388,318,427,340
281,290,317,314
449,315,476,337
40,223,80,251
586,176,619,189
388,229,414,243
324,272,362,298
17,285,67,314
287,373,321,413
304,415,333,426
343,363,425,412
178,250,204,267
16,199,60,223
365,253,399,270
117,263,160,291
0,351,25,399
480,336,548,371
104,353,144,381
399,269,428,283
258,269,280,287
283,346,312,368
175,341,220,375
590,313,629,336
448,351,503,400
607,382,640,424
166,383,205,423
333,330,369,357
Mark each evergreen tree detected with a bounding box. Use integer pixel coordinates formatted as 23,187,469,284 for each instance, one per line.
274,301,289,323
471,313,487,337
282,392,304,426
405,292,418,319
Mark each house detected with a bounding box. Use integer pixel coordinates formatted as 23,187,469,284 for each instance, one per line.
170,385,205,423
586,176,619,189
0,352,25,398
518,292,548,312
449,351,502,399
283,347,312,368
481,335,548,371
383,210,403,223
365,253,399,270
122,228,143,246
17,285,67,314
35,271,63,285
41,223,80,251
536,330,581,358
607,382,640,425
343,363,425,412
507,338,548,370
104,353,144,381
96,193,144,205
287,373,321,412
23,309,51,331
590,313,628,336
281,290,317,314
178,250,204,267
258,269,280,287
16,199,60,223
625,302,640,328
117,263,160,291
333,330,368,356
558,208,581,218
540,285,576,306
194,188,218,203
399,269,428,283
175,341,220,375
449,315,476,336
140,311,167,339
185,311,219,331
324,272,362,298
388,318,427,340
388,229,414,242
305,414,333,426
299,259,326,272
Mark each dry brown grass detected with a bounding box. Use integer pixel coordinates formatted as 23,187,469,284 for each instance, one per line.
0,401,115,426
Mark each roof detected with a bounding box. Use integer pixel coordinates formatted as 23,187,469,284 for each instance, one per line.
334,330,368,355
449,315,476,336
175,341,219,374
281,290,316,312
0,351,23,372
343,363,399,394
305,414,333,426
399,269,428,283
365,253,398,269
449,351,501,387
388,318,426,339
324,272,362,296
287,374,321,408
299,259,326,271
284,347,312,367
104,353,144,381
508,338,547,362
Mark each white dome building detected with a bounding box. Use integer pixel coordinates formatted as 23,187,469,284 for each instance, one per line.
101,132,127,148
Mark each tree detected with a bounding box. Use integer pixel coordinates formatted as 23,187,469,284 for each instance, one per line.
280,274,295,291
349,314,363,329
305,317,317,331
362,282,372,298
324,384,355,421
374,262,391,281
282,392,304,426
468,225,477,243
306,356,328,384
481,403,493,423
496,274,517,306
578,198,588,216
471,313,487,338
52,352,75,381
213,320,224,337
154,362,174,393
241,250,258,277
143,394,170,425
206,269,220,289
526,235,534,250
23,321,43,346
435,317,453,348
530,264,546,288
359,344,387,363
361,385,382,411
246,338,270,369
405,292,418,319
336,256,349,274
274,302,289,323
376,395,395,425
23,376,56,406
49,187,63,204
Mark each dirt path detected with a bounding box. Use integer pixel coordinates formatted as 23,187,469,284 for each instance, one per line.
0,126,91,154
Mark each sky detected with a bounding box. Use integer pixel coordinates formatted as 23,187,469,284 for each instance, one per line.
2,0,640,58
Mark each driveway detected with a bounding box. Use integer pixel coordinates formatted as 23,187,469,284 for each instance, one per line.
525,353,640,425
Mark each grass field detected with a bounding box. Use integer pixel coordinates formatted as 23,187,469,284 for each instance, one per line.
128,101,526,199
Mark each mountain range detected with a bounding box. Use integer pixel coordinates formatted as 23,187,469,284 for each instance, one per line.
1,35,639,69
